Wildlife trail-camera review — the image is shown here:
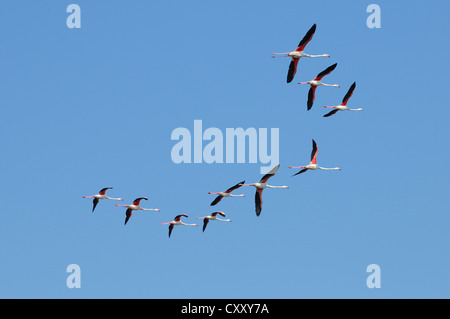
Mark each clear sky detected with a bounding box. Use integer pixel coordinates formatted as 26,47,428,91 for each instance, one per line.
0,0,449,299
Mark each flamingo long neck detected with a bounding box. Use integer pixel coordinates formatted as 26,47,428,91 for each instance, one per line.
266,185,288,189
216,218,231,222
304,53,330,58
229,194,245,197
106,196,123,200
320,83,340,87
348,108,363,111
320,82,340,88
180,222,197,226
318,166,340,170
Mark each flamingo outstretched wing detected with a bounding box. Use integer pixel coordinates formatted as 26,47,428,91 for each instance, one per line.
314,63,337,81
295,24,316,52
342,82,356,106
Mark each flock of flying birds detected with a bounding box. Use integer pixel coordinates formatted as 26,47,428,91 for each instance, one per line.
83,24,362,238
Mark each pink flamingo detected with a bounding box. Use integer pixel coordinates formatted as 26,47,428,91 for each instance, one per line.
208,180,245,206
289,139,341,176
160,214,198,238
297,63,339,110
272,24,330,83
115,197,160,225
196,212,231,232
323,82,363,117
241,164,288,216
82,187,123,213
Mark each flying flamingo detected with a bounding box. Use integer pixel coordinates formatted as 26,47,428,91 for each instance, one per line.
241,164,288,216
208,180,245,206
82,187,123,213
289,139,341,176
272,24,330,83
297,63,339,110
115,197,160,225
160,214,198,238
196,212,231,232
323,82,363,117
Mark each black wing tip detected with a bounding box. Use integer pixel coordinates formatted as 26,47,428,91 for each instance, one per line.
323,110,338,117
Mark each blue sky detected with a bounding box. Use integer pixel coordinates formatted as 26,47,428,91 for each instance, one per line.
0,0,449,298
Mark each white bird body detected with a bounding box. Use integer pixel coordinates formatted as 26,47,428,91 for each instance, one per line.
253,182,266,189
287,51,305,58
